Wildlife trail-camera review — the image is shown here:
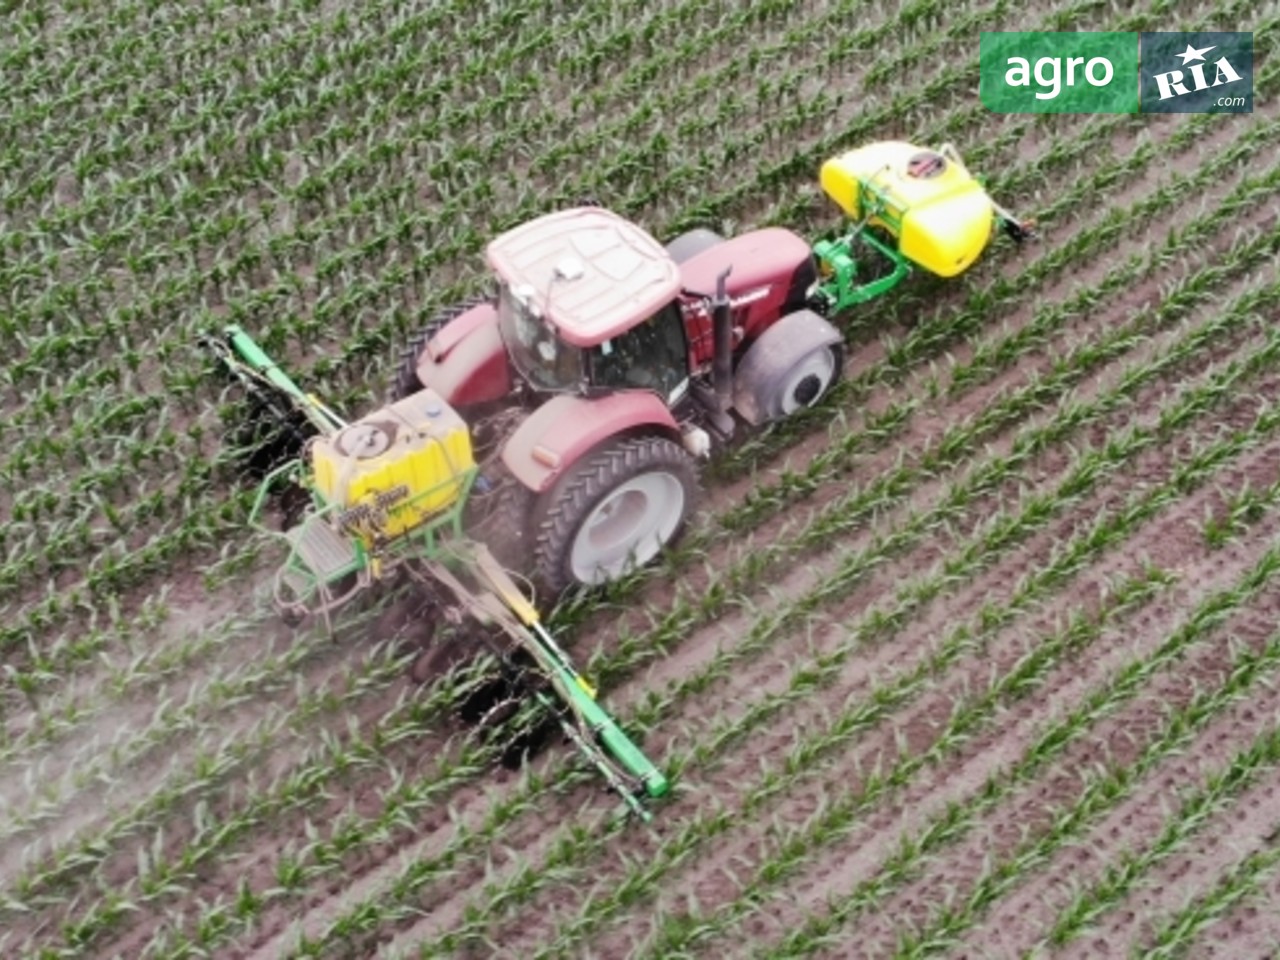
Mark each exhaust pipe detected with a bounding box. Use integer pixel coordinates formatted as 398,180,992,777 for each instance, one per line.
712,266,733,412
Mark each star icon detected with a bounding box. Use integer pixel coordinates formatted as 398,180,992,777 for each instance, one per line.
1176,42,1216,64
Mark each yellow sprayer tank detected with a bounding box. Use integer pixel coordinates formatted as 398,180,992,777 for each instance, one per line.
820,141,996,278
311,389,474,541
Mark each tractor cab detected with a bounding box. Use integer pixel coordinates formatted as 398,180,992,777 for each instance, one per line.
487,208,691,407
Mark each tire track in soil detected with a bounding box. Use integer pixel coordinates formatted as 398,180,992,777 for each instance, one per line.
774,459,1280,952
401,244,1280,957
317,136,1269,960
579,371,1280,960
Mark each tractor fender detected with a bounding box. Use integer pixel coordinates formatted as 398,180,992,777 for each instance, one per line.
415,301,513,406
732,309,843,425
501,392,680,493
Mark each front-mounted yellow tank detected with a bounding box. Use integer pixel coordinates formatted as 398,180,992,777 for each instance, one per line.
311,389,475,543
820,141,996,278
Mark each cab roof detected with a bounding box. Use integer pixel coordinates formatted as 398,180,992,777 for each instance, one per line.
485,207,681,348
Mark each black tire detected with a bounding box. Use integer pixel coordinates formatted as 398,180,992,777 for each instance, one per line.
531,435,698,596
391,297,488,401
732,310,845,424
776,341,844,416
665,228,725,265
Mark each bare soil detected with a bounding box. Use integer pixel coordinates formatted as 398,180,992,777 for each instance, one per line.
5,0,1278,958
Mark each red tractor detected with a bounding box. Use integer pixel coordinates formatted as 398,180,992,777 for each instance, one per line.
393,140,1033,596
209,141,1032,814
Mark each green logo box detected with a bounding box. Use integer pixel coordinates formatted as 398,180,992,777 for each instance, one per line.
981,32,1139,113
1140,32,1253,113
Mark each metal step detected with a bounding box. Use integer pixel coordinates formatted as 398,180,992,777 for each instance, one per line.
280,568,313,600
287,519,359,581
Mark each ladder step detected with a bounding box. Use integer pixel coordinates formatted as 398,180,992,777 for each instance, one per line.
280,568,313,600
287,520,359,581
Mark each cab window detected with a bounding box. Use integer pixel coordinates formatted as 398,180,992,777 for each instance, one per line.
590,303,689,400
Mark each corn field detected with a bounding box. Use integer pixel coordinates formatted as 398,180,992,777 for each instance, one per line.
3,0,1280,956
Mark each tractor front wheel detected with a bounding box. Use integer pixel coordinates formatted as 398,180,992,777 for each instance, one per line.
532,435,698,596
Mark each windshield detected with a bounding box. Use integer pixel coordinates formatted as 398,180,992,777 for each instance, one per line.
497,282,584,393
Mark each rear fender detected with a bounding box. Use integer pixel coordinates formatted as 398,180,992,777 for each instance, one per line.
415,302,513,406
501,392,679,493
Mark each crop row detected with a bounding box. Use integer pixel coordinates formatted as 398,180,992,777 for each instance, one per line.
440,303,1280,959
761,537,1280,959
716,115,1280,531
1044,691,1280,950
0,0,1131,686
3,597,410,900
64,203,1254,960
580,199,1280,702
2,0,977,407
235,252,1280,958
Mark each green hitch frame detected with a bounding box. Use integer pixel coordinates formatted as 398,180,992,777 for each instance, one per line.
812,224,912,316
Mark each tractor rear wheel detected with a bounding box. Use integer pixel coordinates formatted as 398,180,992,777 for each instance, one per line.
778,342,844,415
665,228,725,264
532,435,698,595
391,297,487,401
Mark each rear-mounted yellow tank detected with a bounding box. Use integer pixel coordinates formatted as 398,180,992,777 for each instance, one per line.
820,141,996,278
311,389,474,541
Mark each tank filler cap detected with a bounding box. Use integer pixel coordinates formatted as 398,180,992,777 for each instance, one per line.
336,422,394,458
906,151,947,179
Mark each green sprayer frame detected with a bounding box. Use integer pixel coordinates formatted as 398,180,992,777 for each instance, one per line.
217,325,669,820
